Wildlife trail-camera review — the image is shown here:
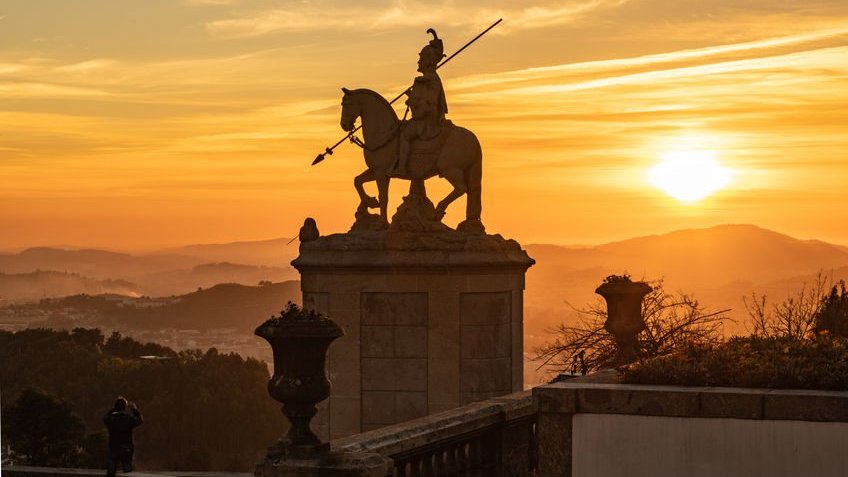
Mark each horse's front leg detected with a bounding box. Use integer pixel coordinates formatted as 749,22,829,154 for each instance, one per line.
354,169,379,210
376,175,390,226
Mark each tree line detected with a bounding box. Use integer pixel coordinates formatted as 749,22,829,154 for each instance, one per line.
0,328,285,471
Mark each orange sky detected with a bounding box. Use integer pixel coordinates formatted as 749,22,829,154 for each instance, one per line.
2,1,848,250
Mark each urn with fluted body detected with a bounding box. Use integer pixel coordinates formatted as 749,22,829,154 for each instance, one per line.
255,303,343,455
595,276,652,366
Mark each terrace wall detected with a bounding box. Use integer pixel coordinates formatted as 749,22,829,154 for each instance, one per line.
535,375,848,477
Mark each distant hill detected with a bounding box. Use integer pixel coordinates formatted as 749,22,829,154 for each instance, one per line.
23,281,301,333
158,237,299,267
0,247,297,299
527,224,848,288
128,281,301,331
135,262,297,296
521,224,848,381
6,224,848,340
0,271,140,303
0,247,201,279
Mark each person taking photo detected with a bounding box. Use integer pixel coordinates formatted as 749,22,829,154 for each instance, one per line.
102,396,143,476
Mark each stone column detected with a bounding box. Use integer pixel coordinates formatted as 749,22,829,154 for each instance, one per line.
293,230,534,440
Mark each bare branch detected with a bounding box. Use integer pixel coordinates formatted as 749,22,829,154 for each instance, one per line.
535,279,730,374
744,271,832,339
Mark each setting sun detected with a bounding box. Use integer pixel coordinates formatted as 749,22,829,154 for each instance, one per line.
648,149,732,203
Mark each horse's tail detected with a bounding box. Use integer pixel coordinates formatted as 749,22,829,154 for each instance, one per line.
466,138,483,221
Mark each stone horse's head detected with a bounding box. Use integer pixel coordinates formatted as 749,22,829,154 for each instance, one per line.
339,87,359,132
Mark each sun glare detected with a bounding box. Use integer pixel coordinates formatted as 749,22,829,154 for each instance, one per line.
648,149,731,203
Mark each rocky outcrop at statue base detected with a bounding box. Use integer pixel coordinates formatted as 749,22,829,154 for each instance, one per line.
388,193,453,234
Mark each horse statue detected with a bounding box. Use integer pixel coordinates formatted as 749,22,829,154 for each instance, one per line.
339,87,483,231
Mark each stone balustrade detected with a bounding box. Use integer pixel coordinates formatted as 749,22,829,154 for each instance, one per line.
329,390,536,477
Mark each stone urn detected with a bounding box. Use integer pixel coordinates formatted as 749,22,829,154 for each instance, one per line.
255,302,343,456
595,275,652,366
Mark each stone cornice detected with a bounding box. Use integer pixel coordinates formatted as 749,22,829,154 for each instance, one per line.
293,230,535,274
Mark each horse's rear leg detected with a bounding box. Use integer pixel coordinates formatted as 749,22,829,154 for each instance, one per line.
435,168,467,220
465,156,482,221
354,169,379,210
376,175,390,226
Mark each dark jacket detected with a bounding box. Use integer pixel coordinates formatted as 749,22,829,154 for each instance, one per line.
102,408,143,450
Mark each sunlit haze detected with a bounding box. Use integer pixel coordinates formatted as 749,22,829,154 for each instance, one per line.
2,1,848,249
648,146,732,203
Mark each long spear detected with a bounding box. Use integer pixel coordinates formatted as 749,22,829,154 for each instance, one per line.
312,18,503,166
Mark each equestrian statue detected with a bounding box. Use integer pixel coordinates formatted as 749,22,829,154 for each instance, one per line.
313,21,501,234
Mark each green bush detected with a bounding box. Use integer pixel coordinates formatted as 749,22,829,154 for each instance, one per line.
624,335,848,390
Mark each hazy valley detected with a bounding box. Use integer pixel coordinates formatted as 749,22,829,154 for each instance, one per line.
3,224,848,384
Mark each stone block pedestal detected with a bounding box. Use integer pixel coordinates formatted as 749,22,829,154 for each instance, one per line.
292,230,534,440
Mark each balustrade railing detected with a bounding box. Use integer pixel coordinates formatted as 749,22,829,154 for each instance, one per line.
332,391,536,477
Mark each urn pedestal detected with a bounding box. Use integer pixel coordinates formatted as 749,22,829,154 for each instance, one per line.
292,229,534,440
255,306,393,477
255,305,343,456
595,278,653,366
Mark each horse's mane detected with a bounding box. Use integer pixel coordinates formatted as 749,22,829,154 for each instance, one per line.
349,88,399,122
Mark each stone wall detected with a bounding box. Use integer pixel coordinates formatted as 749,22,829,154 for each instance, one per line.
360,292,429,431
573,413,848,477
460,291,515,403
533,376,848,477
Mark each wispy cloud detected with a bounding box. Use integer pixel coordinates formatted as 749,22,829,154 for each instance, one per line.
184,0,241,5
54,59,118,73
451,26,848,91
0,82,112,98
206,0,628,38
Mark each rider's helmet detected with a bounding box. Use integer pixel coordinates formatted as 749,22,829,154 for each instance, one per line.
418,29,445,71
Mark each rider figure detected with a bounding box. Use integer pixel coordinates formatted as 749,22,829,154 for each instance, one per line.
395,29,448,176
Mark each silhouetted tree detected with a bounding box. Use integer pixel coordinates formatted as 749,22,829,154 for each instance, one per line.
70,328,105,350
4,388,87,466
102,331,175,358
535,280,730,374
813,281,848,337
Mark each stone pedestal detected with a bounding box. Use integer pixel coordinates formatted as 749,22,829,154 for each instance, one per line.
292,230,534,440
